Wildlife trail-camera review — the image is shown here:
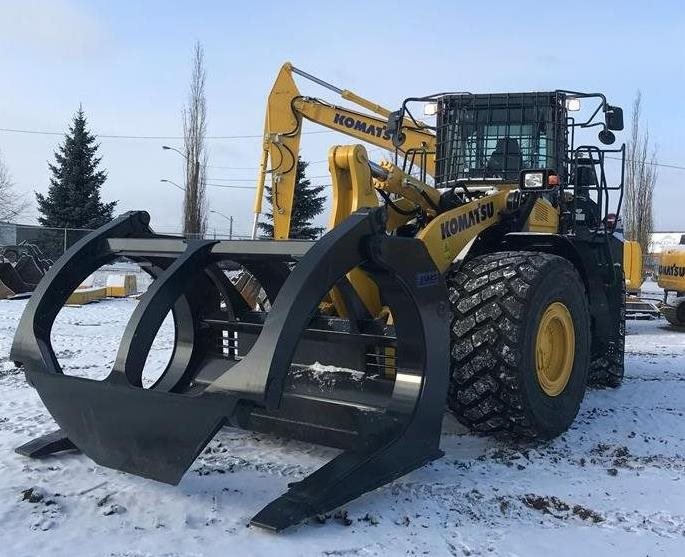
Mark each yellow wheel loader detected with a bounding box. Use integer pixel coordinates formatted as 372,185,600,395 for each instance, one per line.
11,64,627,530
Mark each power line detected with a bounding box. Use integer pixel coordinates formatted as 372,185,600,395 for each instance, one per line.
205,182,332,190
207,175,330,182
207,159,329,170
205,183,257,189
3,125,683,171
205,148,389,171
0,127,335,140
604,155,685,171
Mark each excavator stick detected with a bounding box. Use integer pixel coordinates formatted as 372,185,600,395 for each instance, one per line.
11,209,450,531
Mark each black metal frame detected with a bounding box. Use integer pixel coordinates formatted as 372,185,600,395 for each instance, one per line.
390,90,625,243
11,209,450,531
434,92,568,185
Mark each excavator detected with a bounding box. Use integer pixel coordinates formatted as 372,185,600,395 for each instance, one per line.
251,62,438,239
658,237,685,326
622,238,685,325
11,63,627,531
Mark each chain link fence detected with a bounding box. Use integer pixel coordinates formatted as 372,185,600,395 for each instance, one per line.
0,222,94,262
0,221,255,264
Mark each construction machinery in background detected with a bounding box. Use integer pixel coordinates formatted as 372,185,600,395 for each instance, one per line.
657,236,685,326
11,63,626,531
251,62,437,239
624,240,661,317
622,237,685,325
0,242,53,300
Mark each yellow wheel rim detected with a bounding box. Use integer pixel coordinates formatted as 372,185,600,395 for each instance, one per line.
535,302,575,397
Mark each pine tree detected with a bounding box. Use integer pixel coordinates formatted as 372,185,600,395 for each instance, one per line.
36,107,117,229
258,158,326,239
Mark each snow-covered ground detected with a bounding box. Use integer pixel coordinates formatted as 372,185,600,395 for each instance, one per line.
1,297,684,556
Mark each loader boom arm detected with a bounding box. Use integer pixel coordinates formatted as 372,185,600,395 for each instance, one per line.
253,63,436,239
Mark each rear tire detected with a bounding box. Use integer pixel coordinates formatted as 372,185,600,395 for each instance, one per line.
447,251,590,439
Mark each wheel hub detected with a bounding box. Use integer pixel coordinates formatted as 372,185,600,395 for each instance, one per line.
535,302,575,396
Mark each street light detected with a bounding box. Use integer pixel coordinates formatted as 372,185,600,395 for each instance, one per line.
161,145,186,159
210,209,233,239
162,145,200,195
160,178,185,191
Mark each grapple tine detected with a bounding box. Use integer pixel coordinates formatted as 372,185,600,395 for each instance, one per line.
252,230,451,530
15,429,77,458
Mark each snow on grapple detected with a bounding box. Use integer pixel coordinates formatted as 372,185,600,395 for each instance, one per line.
11,64,627,530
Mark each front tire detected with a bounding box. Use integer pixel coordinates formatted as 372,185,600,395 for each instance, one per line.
447,251,591,439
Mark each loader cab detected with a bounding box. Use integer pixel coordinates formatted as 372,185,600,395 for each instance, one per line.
434,92,567,186
390,90,626,237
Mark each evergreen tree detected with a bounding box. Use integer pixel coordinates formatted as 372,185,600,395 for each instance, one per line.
258,158,326,239
36,107,117,229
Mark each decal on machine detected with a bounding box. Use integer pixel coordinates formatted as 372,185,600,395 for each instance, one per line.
440,202,495,240
333,113,391,140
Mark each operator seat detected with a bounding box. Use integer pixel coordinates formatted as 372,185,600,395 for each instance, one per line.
486,138,523,178
572,156,602,228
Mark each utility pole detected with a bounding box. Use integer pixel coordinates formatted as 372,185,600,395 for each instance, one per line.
210,210,234,239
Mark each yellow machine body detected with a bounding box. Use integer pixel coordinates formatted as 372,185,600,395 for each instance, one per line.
526,198,560,234
658,247,685,293
253,63,436,240
623,240,644,293
250,64,572,319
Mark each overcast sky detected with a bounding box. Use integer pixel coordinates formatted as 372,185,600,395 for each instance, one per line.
1,0,683,235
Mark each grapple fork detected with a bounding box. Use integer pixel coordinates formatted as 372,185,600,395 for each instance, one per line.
12,208,449,530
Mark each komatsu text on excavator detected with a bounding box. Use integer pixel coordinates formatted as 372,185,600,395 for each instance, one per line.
11,63,627,531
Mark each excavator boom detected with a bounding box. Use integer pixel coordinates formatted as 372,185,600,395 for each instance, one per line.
252,63,436,239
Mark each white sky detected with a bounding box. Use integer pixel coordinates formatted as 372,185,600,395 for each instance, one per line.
1,0,683,236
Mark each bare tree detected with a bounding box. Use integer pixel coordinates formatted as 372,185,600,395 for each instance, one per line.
0,151,28,222
182,42,208,237
623,91,657,257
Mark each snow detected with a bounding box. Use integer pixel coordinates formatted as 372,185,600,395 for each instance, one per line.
1,298,685,556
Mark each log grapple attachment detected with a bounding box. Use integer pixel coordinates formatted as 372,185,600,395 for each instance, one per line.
11,209,450,531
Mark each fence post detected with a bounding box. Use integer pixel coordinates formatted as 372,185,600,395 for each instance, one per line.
63,228,67,255
229,217,233,240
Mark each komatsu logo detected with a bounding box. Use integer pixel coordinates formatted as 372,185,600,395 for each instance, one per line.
440,202,495,240
659,264,685,278
333,112,391,140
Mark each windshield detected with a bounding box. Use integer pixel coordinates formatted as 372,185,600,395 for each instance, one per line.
436,93,565,185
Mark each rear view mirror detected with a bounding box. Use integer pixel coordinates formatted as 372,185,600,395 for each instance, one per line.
605,105,624,131
387,110,406,147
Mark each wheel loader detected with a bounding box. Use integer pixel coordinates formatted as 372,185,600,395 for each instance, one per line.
11,63,626,531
